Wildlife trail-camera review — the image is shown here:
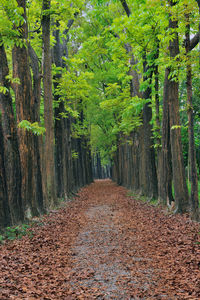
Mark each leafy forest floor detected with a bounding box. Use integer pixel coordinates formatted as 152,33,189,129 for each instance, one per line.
0,180,200,299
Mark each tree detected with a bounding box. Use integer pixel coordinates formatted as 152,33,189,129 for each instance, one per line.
0,41,23,224
0,120,10,228
42,0,56,207
166,0,189,213
185,9,199,220
13,0,44,218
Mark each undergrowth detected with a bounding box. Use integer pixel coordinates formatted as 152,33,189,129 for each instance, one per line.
127,191,157,205
0,224,33,244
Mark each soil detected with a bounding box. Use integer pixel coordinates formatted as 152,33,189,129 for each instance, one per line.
0,179,200,299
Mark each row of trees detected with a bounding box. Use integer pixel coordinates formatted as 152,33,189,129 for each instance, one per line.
68,0,199,219
111,0,200,219
1,0,200,228
0,0,93,229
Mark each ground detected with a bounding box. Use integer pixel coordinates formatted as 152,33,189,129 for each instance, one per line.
0,180,200,299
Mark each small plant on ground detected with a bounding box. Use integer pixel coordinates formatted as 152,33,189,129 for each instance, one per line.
0,224,33,244
127,191,158,205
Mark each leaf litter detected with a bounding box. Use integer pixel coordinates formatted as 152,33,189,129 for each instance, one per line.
0,179,200,299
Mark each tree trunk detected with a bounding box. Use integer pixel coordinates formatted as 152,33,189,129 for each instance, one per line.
168,1,189,212
158,69,174,205
53,27,68,199
139,56,158,199
42,0,56,207
28,44,45,213
154,39,161,151
131,131,140,191
185,13,199,220
0,120,11,228
13,0,42,218
120,0,157,199
0,42,23,224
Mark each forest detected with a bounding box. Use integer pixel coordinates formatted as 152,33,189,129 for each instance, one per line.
1,0,200,229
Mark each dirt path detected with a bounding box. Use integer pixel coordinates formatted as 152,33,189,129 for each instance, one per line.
0,180,200,299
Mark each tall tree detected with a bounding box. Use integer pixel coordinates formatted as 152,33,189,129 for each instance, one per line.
28,44,45,213
0,41,23,224
42,0,56,207
120,0,158,198
185,11,199,220
167,0,189,213
158,68,174,206
0,119,10,228
13,0,43,218
53,18,77,199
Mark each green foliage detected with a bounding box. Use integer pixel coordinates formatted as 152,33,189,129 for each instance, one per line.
171,125,182,130
18,120,46,135
120,96,148,134
71,150,79,160
6,74,20,85
0,224,33,243
1,0,199,181
0,86,8,94
127,190,158,205
0,0,25,45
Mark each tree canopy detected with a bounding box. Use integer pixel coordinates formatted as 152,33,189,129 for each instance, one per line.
0,0,200,228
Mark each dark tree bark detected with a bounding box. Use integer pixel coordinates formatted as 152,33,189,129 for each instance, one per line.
130,131,140,191
168,0,189,213
42,0,56,207
154,39,161,147
28,44,45,213
53,27,68,199
13,0,43,218
0,120,11,228
119,0,158,198
54,100,68,198
185,13,199,220
112,136,120,184
92,153,110,179
78,138,85,184
120,0,131,17
139,56,158,199
53,17,78,198
158,69,174,206
0,42,23,224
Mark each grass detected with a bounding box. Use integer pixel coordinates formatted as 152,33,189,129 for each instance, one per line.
172,180,200,204
187,180,200,202
128,180,200,208
127,191,158,206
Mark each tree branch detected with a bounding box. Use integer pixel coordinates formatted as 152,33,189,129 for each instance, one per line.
120,0,131,17
189,32,200,51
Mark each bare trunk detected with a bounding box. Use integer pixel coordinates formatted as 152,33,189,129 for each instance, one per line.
13,0,43,218
0,42,23,224
158,69,174,205
168,1,189,212
154,40,161,148
53,27,68,199
185,14,199,220
139,56,158,199
28,44,45,213
42,0,56,207
0,120,11,228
